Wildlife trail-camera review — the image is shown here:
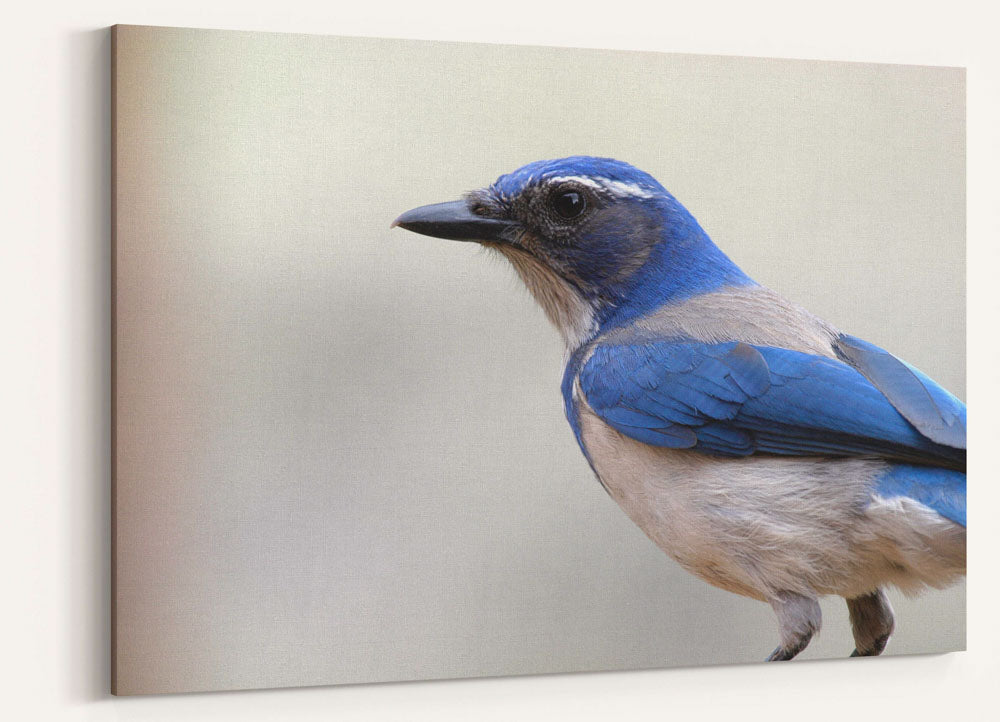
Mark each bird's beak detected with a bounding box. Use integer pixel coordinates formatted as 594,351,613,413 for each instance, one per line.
391,200,517,243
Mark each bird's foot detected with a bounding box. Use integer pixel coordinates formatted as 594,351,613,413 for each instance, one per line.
846,589,894,658
766,639,810,662
850,632,891,657
765,592,821,662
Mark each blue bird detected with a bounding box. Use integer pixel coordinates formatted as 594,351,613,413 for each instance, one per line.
392,156,966,661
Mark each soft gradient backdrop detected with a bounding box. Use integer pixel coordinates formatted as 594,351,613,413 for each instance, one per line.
113,24,965,694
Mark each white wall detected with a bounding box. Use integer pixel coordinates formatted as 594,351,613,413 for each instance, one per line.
1,1,997,719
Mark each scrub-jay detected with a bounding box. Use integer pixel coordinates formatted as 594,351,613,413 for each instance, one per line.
392,156,966,661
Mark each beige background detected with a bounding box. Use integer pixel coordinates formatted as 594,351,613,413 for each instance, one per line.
113,24,965,695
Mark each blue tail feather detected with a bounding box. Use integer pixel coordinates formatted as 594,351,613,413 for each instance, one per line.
873,464,966,527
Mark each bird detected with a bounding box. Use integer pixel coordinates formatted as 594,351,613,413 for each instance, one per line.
391,156,966,662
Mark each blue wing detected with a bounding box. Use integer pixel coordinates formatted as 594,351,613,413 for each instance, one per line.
578,340,965,470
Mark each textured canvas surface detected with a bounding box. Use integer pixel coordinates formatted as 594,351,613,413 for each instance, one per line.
112,24,965,695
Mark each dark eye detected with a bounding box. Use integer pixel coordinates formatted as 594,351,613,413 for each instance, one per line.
552,190,586,219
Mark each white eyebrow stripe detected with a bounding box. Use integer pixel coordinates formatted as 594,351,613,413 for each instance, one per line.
546,175,655,200
546,175,604,191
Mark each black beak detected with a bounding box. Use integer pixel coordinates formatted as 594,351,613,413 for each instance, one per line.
391,200,517,243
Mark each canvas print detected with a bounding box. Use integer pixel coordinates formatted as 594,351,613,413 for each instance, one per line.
112,24,966,695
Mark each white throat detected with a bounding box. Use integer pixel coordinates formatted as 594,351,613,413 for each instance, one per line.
493,245,597,350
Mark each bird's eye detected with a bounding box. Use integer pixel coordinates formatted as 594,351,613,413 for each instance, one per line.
552,190,586,219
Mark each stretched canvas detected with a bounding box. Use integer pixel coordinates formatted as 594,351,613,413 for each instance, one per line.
112,24,966,695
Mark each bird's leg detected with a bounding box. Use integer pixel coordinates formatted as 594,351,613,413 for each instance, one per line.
765,592,821,661
847,588,895,657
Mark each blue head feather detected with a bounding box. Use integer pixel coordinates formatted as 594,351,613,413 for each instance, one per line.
491,156,665,199
485,156,754,335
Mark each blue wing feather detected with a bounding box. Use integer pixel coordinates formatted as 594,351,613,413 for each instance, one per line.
834,334,966,449
579,340,965,470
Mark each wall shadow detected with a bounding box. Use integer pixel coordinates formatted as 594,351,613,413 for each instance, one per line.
65,26,112,702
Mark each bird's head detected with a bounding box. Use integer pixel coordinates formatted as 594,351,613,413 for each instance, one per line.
393,156,750,347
